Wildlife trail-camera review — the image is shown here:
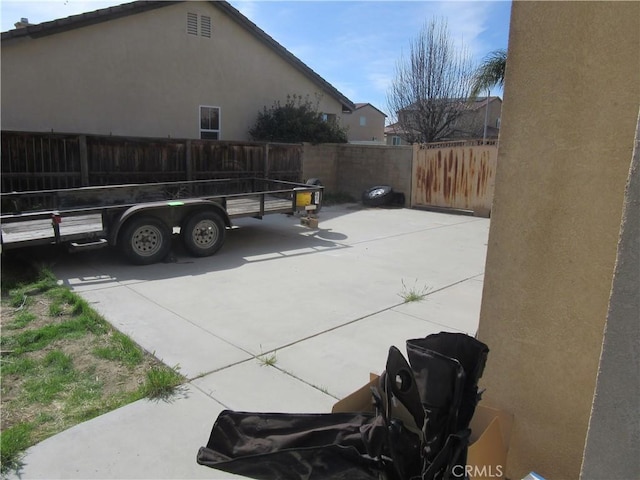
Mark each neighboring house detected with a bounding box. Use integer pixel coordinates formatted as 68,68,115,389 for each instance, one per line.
342,103,387,144
385,96,502,145
449,96,502,140
384,123,411,146
0,1,354,141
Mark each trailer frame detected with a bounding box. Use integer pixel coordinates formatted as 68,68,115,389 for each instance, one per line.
0,177,322,264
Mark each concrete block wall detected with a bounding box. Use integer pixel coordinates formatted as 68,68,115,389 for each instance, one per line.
302,143,338,192
336,145,413,204
303,143,413,204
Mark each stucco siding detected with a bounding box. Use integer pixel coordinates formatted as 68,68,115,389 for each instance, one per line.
477,2,640,479
343,104,386,143
1,2,345,140
580,112,640,480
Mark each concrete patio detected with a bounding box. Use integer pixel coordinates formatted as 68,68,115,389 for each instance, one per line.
9,204,490,479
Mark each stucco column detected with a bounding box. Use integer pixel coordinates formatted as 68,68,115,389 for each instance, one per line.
476,2,640,479
580,112,640,479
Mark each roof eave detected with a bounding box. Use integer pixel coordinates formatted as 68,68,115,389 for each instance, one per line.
1,1,176,41
0,0,355,112
355,103,387,117
211,1,355,112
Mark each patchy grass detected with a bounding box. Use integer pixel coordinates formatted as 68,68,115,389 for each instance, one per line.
139,367,184,400
398,279,431,303
0,263,185,477
1,423,34,475
93,331,144,367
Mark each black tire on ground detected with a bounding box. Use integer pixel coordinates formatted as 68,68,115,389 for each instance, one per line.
182,210,226,257
362,185,394,207
119,216,172,265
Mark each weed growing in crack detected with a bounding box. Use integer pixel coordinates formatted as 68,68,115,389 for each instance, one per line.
257,346,278,367
398,279,431,303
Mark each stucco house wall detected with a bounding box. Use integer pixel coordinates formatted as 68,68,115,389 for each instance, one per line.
1,1,352,141
384,126,408,147
342,103,386,144
385,97,501,145
476,2,639,479
452,97,502,139
581,112,639,480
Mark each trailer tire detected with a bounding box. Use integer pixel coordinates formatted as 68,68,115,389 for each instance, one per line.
182,210,226,257
362,185,393,207
120,216,171,265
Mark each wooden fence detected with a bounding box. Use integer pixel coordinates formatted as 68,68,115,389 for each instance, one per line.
1,131,303,193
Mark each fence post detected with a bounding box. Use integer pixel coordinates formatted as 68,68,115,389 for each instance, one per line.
264,143,270,178
185,139,192,181
79,135,89,186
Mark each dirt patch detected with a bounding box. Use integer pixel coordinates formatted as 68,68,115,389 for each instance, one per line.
0,289,170,432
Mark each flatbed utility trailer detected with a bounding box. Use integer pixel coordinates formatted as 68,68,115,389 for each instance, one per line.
0,177,322,265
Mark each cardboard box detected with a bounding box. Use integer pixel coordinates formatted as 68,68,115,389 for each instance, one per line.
300,215,319,228
466,404,512,479
332,374,512,480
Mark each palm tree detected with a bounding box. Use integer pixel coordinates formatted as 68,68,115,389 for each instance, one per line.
470,49,507,99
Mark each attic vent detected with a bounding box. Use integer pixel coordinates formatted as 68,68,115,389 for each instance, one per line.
187,12,198,35
201,15,211,38
187,12,211,38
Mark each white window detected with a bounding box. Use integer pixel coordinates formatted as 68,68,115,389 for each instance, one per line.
359,116,367,127
200,106,220,140
392,136,401,146
322,113,337,123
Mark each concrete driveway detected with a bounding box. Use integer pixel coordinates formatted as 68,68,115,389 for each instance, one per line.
11,205,490,479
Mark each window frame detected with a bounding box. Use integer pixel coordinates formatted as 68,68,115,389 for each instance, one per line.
199,105,221,140
322,113,337,123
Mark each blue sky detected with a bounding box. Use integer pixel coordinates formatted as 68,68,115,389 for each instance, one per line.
0,1,511,117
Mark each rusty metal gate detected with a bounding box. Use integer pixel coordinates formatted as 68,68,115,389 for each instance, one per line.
411,140,498,217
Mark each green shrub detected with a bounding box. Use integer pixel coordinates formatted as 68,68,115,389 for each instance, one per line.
249,94,348,144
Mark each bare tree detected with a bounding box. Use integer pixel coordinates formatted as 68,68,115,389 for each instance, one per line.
387,18,474,144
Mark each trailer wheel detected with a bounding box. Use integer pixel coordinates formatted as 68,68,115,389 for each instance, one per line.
120,216,171,265
182,211,226,257
362,185,393,207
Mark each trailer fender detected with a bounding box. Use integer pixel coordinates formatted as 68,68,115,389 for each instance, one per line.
110,199,230,246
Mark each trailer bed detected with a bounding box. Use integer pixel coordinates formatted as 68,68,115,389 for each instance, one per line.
1,194,297,248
